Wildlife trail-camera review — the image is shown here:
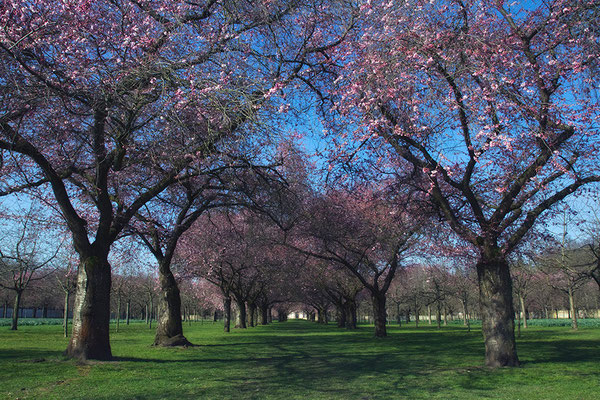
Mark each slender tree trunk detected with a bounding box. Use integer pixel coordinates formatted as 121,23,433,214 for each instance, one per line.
405,309,410,324
414,301,420,328
66,253,112,361
154,262,191,346
267,308,273,323
372,293,387,337
428,305,432,325
115,295,121,333
336,305,346,328
519,295,527,329
248,303,257,327
3,301,7,318
259,303,269,325
145,304,149,325
568,287,578,330
64,291,70,338
396,303,401,327
235,300,247,328
148,298,154,329
126,300,130,325
43,305,48,319
476,251,519,367
223,297,231,333
33,307,37,319
11,291,22,330
462,300,468,326
516,306,521,338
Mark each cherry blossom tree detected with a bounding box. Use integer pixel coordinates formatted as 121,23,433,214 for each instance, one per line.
0,0,354,360
290,186,422,337
326,0,600,366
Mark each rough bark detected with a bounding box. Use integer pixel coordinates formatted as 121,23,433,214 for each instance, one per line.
372,294,387,337
65,254,112,361
223,297,231,333
476,252,519,367
11,290,22,330
153,262,191,346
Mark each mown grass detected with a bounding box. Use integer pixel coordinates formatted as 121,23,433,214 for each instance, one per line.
0,320,598,399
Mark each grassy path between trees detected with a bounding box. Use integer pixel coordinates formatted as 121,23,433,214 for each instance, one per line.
1,320,599,399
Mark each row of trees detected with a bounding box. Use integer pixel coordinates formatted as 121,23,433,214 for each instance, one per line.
1,0,599,369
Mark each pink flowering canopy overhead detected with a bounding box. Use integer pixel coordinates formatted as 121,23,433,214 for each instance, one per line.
329,0,600,253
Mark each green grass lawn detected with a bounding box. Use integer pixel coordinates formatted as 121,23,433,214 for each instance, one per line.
1,320,599,399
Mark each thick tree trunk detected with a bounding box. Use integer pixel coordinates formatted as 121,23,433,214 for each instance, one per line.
267,308,273,323
519,295,527,329
66,254,112,361
317,308,324,324
11,291,22,330
64,291,70,338
224,297,231,333
154,263,191,346
568,287,578,330
277,309,286,322
259,303,269,325
372,293,387,337
476,252,519,367
235,300,247,328
345,301,357,329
